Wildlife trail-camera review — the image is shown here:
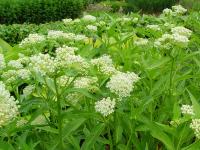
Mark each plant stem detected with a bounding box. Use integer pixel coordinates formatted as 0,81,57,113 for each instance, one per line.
54,78,63,149
108,125,113,150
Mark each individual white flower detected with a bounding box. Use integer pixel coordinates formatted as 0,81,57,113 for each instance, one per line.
8,60,23,69
62,18,73,24
106,72,140,98
29,53,56,76
172,5,187,15
91,55,117,76
19,34,45,47
146,25,161,31
86,25,97,32
0,54,6,70
74,77,98,89
95,97,116,117
23,85,35,96
190,119,200,139
171,26,192,37
181,105,194,115
163,8,173,15
0,82,19,127
82,15,96,22
134,38,148,46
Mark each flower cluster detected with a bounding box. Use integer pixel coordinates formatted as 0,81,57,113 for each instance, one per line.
91,55,117,76
134,38,148,46
190,119,200,139
86,25,98,32
82,15,96,22
146,25,161,31
0,82,19,127
95,97,116,117
0,54,6,70
23,85,35,96
29,53,56,76
106,72,140,98
74,76,98,89
163,5,187,16
19,34,45,47
181,105,194,115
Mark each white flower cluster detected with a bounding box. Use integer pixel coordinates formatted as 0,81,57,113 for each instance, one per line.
0,82,19,127
154,26,192,48
181,105,194,115
91,55,117,76
163,5,187,16
134,38,148,46
74,76,98,89
171,26,192,37
146,25,161,31
55,46,89,72
8,60,23,69
19,34,45,47
23,85,35,96
95,97,116,117
0,54,6,70
16,118,28,127
29,53,56,76
190,119,200,139
86,25,98,32
82,15,97,22
62,18,73,24
172,5,187,15
57,75,73,87
2,69,31,85
106,72,140,98
47,30,88,42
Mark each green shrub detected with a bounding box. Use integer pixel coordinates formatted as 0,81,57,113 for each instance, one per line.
0,0,85,24
126,0,177,12
0,22,68,45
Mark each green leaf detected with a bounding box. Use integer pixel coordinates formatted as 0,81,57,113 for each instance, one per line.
0,141,14,150
81,123,105,150
182,140,200,150
62,118,86,138
187,89,200,117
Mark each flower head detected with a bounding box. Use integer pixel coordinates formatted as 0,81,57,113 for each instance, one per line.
95,97,116,117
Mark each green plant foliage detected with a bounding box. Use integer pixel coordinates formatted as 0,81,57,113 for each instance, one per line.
126,0,177,12
0,4,200,150
0,0,85,24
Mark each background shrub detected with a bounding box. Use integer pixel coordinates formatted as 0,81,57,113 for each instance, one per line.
126,0,177,12
0,0,85,24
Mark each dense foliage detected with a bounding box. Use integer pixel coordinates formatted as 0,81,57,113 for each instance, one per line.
1,4,200,150
0,0,85,24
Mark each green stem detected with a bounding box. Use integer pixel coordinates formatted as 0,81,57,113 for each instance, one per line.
54,78,63,149
169,57,175,96
108,125,113,150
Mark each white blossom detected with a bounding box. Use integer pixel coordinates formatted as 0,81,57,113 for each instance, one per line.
0,54,6,70
172,5,187,15
23,85,35,96
190,119,200,139
181,105,194,115
0,82,19,127
8,60,23,69
95,97,116,117
74,77,98,89
86,25,97,32
19,34,45,47
171,26,192,37
82,15,96,22
91,55,117,76
134,38,148,46
106,72,140,98
147,25,161,31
